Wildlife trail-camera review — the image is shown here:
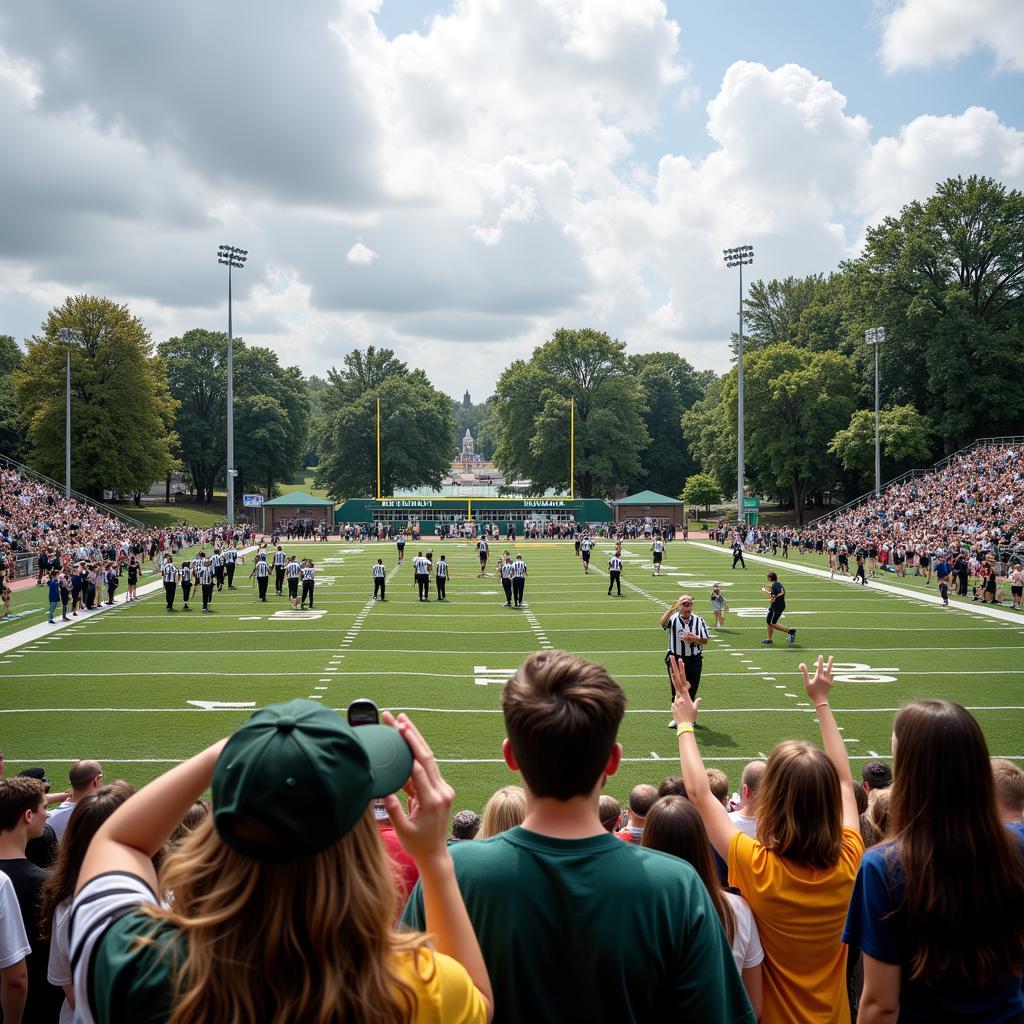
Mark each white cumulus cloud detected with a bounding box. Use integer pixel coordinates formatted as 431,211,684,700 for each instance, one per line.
345,242,379,266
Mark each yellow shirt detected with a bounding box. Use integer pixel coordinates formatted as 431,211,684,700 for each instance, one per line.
397,945,488,1024
728,826,864,1024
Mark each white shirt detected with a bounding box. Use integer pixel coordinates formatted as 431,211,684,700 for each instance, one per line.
48,799,76,841
727,809,758,839
0,870,30,969
47,899,75,1024
724,891,764,973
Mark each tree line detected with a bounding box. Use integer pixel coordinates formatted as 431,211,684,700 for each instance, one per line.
1,175,1020,515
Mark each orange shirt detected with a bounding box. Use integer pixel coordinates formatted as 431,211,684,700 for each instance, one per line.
728,826,864,1024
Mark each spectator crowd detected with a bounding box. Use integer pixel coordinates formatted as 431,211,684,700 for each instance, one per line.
1,649,1021,1023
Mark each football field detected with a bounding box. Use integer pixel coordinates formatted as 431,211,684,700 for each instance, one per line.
2,539,1023,812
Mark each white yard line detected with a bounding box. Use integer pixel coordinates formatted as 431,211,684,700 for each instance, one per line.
691,542,1024,625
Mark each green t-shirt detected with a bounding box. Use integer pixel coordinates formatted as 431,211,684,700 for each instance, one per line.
402,826,755,1024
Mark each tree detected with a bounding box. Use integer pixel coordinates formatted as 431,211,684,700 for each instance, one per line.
0,335,28,460
680,472,721,512
828,405,934,483
158,331,310,503
848,175,1024,449
720,344,857,522
452,395,495,459
315,346,454,498
680,375,737,498
491,328,649,497
627,352,709,494
16,295,177,498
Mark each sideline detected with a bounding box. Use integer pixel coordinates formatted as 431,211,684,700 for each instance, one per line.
0,547,259,657
690,543,1024,625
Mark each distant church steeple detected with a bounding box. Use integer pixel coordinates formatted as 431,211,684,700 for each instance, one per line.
463,390,472,407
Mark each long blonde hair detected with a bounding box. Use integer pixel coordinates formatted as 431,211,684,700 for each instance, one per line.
140,812,427,1024
478,785,527,839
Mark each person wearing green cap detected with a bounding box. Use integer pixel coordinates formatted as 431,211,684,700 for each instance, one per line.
68,701,493,1024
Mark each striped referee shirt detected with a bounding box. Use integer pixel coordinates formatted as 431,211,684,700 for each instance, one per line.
161,562,178,583
500,561,515,580
609,556,623,572
199,562,214,586
436,560,448,578
255,558,270,577
273,550,287,567
664,611,709,658
210,552,223,568
225,549,237,564
652,540,664,554
286,562,300,579
301,566,315,582
372,564,387,579
413,556,431,575
513,558,527,578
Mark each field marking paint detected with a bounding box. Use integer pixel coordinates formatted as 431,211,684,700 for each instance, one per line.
473,666,515,687
691,542,1024,624
186,700,256,711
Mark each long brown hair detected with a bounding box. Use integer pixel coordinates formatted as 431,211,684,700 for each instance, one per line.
756,740,842,869
39,783,134,941
140,811,427,1024
891,700,1024,987
642,796,735,943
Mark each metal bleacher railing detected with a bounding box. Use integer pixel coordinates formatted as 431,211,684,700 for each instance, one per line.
807,436,1024,531
0,453,145,530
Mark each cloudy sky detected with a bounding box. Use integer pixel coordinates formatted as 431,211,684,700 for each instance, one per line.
1,0,1022,401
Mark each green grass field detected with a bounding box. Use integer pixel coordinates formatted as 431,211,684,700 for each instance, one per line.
2,540,1022,813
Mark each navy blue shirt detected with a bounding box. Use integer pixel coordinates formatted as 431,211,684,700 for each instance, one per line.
844,842,1024,1022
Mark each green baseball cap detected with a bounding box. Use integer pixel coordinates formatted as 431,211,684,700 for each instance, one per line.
212,699,413,862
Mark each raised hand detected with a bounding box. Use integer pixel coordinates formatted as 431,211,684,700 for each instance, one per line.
669,658,700,726
800,654,835,705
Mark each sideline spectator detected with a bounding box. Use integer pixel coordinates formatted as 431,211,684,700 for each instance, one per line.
616,783,659,843
863,790,892,846
861,762,892,794
450,810,481,843
0,868,29,1024
403,650,754,1023
991,758,1024,840
70,701,493,1024
644,795,765,1020
47,761,103,842
0,778,63,1022
658,776,687,798
16,770,62,869
477,786,526,840
598,794,621,834
845,701,1024,1022
39,783,133,1024
728,761,766,839
706,768,730,807
673,655,863,1024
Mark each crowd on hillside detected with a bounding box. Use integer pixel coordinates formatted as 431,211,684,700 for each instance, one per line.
0,467,252,592
1,650,1021,1024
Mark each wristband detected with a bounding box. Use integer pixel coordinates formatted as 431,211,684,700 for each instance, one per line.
815,702,830,710
675,723,695,735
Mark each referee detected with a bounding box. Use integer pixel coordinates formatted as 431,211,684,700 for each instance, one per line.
413,551,431,602
198,554,215,613
499,552,515,607
607,551,623,596
372,559,387,601
286,555,301,609
512,553,527,607
659,594,708,728
224,544,238,589
300,560,316,609
273,545,287,596
250,552,270,602
211,547,225,591
161,555,179,612
435,554,450,601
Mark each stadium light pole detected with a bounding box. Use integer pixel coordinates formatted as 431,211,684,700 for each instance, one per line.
723,245,754,527
56,327,83,498
217,244,247,527
865,326,886,497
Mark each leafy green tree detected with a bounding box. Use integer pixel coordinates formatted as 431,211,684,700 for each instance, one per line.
315,346,455,497
827,405,934,483
720,344,857,522
741,273,855,356
0,335,28,460
158,331,310,503
680,375,737,498
848,175,1024,449
16,295,177,499
491,328,648,497
680,472,721,511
